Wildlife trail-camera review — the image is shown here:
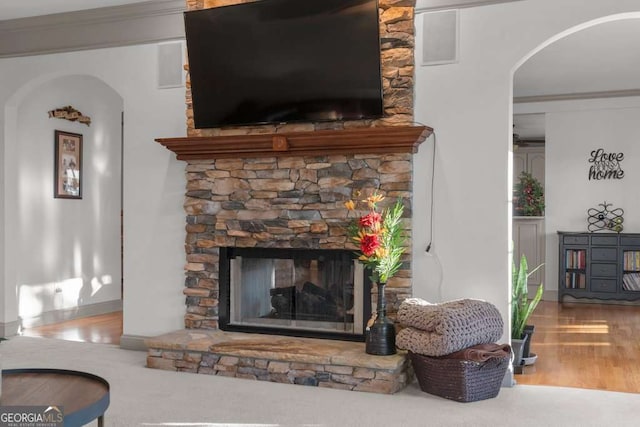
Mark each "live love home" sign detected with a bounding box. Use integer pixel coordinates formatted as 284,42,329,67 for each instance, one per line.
588,148,625,180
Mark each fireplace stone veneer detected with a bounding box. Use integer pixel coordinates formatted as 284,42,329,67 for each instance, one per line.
146,330,412,394
166,127,430,332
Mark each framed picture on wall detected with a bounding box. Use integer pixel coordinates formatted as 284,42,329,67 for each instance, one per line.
54,130,83,199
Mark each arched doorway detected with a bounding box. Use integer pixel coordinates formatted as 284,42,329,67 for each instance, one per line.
4,74,123,342
511,13,640,391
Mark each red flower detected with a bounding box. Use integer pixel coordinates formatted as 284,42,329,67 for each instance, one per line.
360,233,380,257
359,212,382,230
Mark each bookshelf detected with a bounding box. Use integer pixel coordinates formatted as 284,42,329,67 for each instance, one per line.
558,232,640,302
564,249,586,289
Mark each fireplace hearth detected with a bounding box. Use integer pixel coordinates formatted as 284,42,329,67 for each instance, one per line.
219,247,371,341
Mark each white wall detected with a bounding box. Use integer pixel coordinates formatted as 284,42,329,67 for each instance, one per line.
15,75,122,322
1,43,186,337
516,96,640,295
5,0,640,342
412,0,640,341
545,106,640,293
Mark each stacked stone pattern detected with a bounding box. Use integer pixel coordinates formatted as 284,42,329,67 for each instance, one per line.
183,153,414,330
147,348,411,393
146,330,413,394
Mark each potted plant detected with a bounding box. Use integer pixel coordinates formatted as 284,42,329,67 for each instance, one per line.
513,172,545,216
512,253,544,370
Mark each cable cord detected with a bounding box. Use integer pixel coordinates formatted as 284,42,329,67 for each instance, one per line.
410,120,436,252
426,131,436,252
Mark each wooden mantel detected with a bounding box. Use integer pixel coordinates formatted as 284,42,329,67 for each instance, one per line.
155,125,432,160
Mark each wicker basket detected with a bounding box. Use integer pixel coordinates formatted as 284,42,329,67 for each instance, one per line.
409,351,509,402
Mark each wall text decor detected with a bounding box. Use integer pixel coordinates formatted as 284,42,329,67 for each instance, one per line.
588,148,624,180
48,105,91,126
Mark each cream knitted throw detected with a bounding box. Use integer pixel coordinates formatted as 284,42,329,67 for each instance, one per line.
396,298,504,356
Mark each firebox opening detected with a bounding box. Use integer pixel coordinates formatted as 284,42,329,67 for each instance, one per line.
219,247,371,341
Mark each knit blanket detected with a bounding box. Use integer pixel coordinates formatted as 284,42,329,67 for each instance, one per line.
396,298,504,356
441,343,511,362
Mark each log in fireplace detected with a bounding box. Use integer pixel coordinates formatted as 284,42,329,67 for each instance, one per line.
219,247,371,341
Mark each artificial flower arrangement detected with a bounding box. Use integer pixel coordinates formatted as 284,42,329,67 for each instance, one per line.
344,192,406,284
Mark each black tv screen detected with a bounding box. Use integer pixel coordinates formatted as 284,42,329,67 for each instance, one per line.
184,0,383,129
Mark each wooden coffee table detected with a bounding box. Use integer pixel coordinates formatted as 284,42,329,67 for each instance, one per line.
1,368,110,427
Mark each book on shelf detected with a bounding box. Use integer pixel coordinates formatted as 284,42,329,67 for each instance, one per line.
622,273,640,291
565,249,586,269
565,272,586,289
623,251,640,272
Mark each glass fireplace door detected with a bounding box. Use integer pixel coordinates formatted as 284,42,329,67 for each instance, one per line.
220,247,367,341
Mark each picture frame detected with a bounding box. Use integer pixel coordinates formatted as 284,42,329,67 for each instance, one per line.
54,130,83,199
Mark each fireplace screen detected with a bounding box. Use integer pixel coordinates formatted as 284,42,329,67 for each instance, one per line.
219,247,369,341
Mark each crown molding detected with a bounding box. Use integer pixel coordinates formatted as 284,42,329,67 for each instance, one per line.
0,0,185,58
415,0,523,12
514,89,640,104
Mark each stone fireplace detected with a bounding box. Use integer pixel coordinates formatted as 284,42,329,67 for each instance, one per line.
145,0,433,394
156,127,428,335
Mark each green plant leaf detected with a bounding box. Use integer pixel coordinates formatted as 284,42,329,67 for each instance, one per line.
511,253,544,339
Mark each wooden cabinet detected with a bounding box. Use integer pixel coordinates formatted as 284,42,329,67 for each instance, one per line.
558,232,640,302
513,144,545,287
513,145,545,188
514,217,545,286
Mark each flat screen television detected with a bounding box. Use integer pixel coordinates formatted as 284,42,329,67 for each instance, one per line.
184,0,383,129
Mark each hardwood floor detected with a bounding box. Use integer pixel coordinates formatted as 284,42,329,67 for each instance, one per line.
516,301,640,393
20,311,122,345
18,302,640,393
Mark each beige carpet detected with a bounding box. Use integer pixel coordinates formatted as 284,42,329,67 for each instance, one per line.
1,336,637,426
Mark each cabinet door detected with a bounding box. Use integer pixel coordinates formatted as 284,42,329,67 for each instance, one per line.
513,145,545,191
513,150,527,184
514,218,545,286
527,149,545,188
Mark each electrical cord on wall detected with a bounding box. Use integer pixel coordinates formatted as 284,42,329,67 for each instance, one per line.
413,122,443,300
426,131,436,252
413,121,437,253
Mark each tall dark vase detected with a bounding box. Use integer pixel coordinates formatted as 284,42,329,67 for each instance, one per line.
365,282,396,355
521,325,535,358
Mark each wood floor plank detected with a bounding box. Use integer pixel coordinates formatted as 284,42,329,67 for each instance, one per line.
516,301,640,393
18,302,640,393
21,312,122,345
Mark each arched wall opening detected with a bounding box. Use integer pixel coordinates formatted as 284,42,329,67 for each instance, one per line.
413,4,640,387
511,12,640,304
1,42,188,345
3,73,124,333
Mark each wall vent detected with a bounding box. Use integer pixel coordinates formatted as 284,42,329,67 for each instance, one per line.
421,9,459,66
157,41,184,89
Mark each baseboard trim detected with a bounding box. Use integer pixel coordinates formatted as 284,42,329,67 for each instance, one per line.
543,290,558,302
120,334,149,351
19,299,123,329
1,320,21,338
502,368,515,387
